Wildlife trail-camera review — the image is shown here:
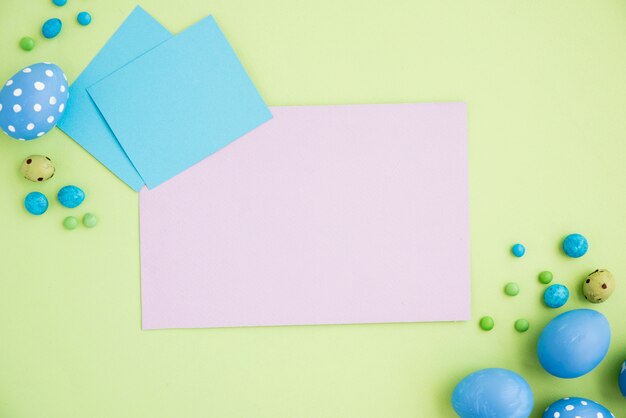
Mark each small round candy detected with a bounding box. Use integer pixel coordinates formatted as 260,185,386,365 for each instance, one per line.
514,319,529,333
538,271,553,284
511,243,525,257
504,282,520,296
82,213,97,228
52,0,67,6
63,216,79,230
562,233,588,258
21,155,55,182
77,12,92,26
479,316,494,331
24,192,48,215
583,269,615,303
57,185,85,208
19,36,35,51
543,284,569,308
42,18,62,39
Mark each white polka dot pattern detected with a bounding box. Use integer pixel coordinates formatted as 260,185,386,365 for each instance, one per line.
0,63,69,140
542,397,614,418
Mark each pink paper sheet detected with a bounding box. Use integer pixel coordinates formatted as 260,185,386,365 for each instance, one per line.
140,104,470,329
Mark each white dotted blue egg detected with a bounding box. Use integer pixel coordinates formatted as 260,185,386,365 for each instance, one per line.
542,397,614,418
0,62,69,141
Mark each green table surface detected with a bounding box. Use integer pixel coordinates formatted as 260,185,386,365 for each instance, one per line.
1,1,625,417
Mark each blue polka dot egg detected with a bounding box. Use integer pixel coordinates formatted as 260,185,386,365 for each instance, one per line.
0,62,69,141
542,397,614,418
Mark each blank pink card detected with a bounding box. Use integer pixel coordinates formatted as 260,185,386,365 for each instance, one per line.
140,104,470,329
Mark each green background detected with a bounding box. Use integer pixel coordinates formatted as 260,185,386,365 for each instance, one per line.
1,1,625,417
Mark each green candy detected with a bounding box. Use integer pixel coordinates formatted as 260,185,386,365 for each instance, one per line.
82,213,97,228
63,216,78,230
479,316,494,331
538,271,553,284
19,36,35,51
514,319,530,333
504,282,520,296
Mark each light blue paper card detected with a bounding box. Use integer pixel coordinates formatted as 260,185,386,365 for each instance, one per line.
87,15,272,189
57,6,172,191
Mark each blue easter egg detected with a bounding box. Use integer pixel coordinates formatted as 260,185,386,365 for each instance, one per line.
563,233,588,258
619,361,626,397
24,192,48,215
42,18,62,39
543,284,569,308
451,368,534,418
542,397,614,418
512,243,525,257
538,309,610,378
57,185,85,208
0,63,69,141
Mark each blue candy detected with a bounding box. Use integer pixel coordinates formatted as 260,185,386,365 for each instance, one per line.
77,11,91,26
538,309,610,378
452,368,534,418
0,63,69,141
511,243,525,257
544,284,569,308
52,0,67,6
57,185,85,208
542,397,613,418
24,192,48,215
563,233,588,258
42,18,62,39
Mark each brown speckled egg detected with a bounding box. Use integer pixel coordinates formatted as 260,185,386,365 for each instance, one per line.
21,154,55,182
583,269,615,303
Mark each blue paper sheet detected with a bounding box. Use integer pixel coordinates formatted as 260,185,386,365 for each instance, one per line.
57,6,171,191
87,15,272,189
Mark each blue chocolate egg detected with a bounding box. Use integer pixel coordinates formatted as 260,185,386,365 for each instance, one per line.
451,368,534,418
544,284,569,308
563,233,588,258
24,192,48,215
0,63,69,141
57,185,85,208
538,309,610,378
542,397,613,418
